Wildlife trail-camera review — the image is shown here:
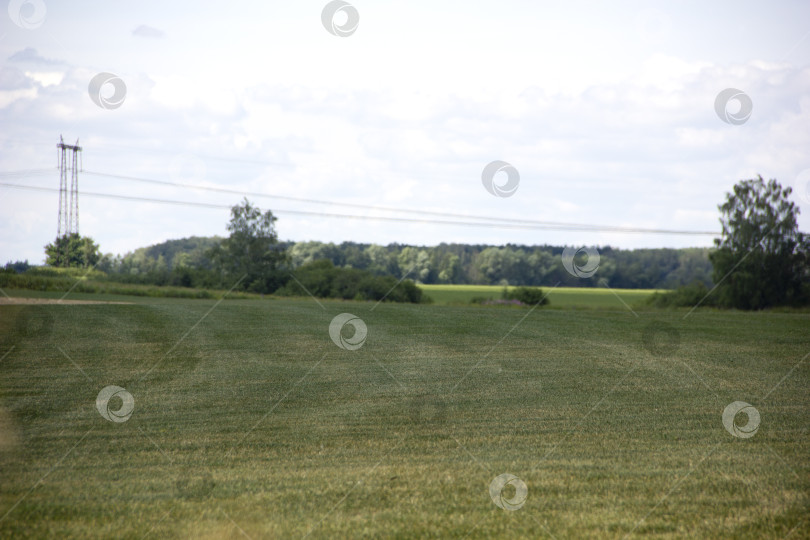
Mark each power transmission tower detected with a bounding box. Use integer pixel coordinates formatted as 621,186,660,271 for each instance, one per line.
57,135,82,237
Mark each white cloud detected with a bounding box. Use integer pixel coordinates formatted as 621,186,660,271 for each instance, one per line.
1,0,809,264
24,71,63,86
132,25,165,39
8,47,64,66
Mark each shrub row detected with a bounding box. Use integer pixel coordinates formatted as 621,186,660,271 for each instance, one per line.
0,272,253,299
469,286,550,306
276,260,424,303
645,281,718,308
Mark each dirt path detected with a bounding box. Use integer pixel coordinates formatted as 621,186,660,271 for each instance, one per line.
0,297,134,305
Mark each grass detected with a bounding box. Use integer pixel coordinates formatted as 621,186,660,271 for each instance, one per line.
0,273,260,300
419,284,663,309
0,290,808,538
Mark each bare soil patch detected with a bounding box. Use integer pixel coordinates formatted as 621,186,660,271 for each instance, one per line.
0,297,133,305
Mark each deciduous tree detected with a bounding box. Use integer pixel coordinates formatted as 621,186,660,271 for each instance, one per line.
709,175,809,309
44,233,101,268
209,199,288,292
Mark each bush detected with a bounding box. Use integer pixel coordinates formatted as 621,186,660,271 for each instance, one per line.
97,265,225,290
24,266,107,280
503,286,549,306
277,260,422,303
0,271,255,299
645,281,717,308
3,260,31,273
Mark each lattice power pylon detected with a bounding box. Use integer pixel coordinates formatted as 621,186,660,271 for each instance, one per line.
57,135,82,237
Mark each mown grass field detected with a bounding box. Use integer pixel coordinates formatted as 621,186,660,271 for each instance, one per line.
419,284,662,309
1,289,808,538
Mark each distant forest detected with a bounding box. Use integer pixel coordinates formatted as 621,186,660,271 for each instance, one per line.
96,237,713,290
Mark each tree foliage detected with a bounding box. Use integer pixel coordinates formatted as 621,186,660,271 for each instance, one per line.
709,176,809,309
276,260,423,303
208,198,288,292
44,233,101,268
95,237,716,291
3,260,31,273
504,286,549,305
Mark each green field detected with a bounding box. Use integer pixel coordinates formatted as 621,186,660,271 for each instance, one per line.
1,290,808,538
420,284,662,309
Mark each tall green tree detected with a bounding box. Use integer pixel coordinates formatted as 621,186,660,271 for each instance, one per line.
365,244,398,276
209,198,288,292
709,176,809,309
44,233,101,268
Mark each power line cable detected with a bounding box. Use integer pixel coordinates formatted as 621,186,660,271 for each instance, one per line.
79,170,718,236
0,181,719,236
0,167,721,235
0,168,55,178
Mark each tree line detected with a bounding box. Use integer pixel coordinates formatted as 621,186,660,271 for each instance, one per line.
18,176,809,308
85,237,714,290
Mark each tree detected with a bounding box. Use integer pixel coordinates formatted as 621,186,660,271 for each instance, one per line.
475,247,530,285
3,260,31,273
289,241,338,268
208,198,288,292
397,247,433,282
365,244,398,276
44,233,101,268
437,253,462,283
709,176,809,309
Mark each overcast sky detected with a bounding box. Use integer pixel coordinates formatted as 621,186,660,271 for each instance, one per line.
1,0,809,264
